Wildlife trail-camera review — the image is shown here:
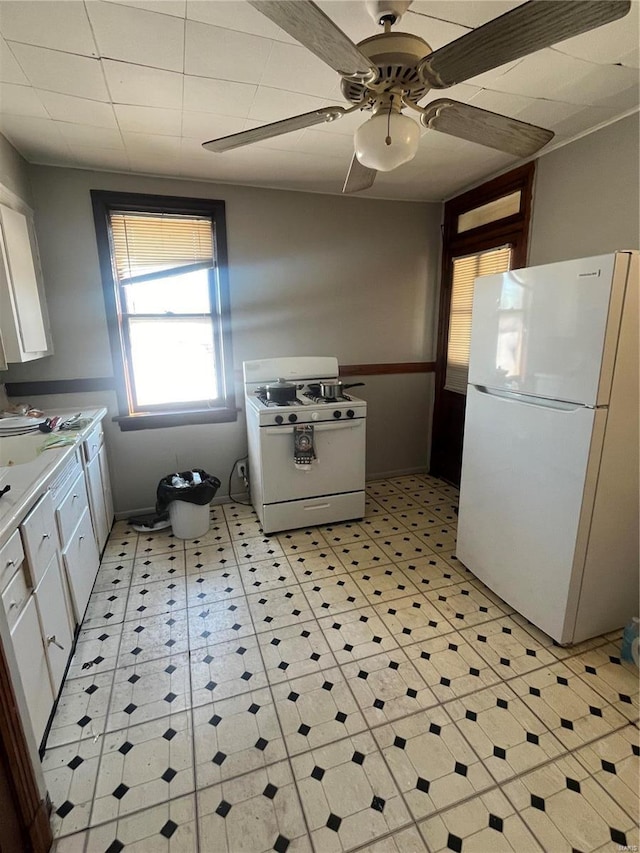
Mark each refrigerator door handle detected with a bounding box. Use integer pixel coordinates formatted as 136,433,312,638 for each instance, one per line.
472,385,591,412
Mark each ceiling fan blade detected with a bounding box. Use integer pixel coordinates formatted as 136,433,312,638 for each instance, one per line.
203,108,345,152
419,0,631,88
421,100,554,158
247,0,378,80
342,154,377,194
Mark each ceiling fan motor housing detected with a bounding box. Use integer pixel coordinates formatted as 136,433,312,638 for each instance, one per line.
365,0,413,26
341,32,433,106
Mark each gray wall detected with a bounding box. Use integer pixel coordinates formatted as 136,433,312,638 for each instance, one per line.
529,113,640,265
6,166,441,513
0,134,32,205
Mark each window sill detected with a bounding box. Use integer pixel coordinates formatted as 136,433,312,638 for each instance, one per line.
113,407,239,431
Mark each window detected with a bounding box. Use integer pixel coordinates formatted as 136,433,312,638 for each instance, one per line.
444,245,512,393
91,192,235,430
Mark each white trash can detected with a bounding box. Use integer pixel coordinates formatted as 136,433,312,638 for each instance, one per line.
168,499,210,539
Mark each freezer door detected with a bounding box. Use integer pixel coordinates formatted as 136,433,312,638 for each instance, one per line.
456,384,604,644
468,253,626,406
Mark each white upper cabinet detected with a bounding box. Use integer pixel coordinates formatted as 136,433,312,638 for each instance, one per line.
0,201,52,363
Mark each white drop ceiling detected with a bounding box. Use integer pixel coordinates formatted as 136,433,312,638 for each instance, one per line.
0,0,638,201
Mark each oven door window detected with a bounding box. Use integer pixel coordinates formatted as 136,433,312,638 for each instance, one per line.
260,420,365,503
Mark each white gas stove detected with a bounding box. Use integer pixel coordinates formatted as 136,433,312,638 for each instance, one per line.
244,357,367,534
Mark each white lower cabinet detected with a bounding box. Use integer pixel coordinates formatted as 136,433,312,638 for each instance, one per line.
62,507,99,623
10,596,54,745
86,453,109,551
34,554,74,694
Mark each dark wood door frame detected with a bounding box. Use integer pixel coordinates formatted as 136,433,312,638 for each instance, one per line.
430,162,536,485
0,637,52,852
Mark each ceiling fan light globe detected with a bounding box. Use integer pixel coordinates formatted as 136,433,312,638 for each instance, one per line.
354,111,420,171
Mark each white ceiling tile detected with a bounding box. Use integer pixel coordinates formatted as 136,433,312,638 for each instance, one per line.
128,152,181,175
0,112,69,154
517,98,596,129
187,0,295,43
468,88,534,115
36,90,118,128
409,1,520,28
87,1,185,73
184,20,272,83
103,0,186,18
259,40,338,99
551,1,639,65
555,62,640,107
0,82,48,118
485,50,590,99
0,1,97,57
114,103,182,135
181,111,245,141
56,122,124,149
8,42,110,100
0,37,28,84
183,75,256,118
102,59,183,108
122,131,182,155
418,82,481,105
0,0,635,201
295,128,354,158
65,146,131,172
549,104,621,138
619,46,639,69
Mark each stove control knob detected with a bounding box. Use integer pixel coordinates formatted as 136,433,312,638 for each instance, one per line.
288,413,298,423
346,409,355,418
333,410,342,419
311,411,319,420
275,415,284,425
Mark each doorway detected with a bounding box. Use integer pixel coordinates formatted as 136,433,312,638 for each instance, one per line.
430,162,535,485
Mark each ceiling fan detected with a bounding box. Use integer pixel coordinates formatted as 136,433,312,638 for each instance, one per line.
202,0,630,193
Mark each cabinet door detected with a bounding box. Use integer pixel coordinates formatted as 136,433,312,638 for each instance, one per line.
98,443,114,537
0,204,47,356
35,554,75,693
20,491,59,586
10,596,54,746
63,508,99,622
86,454,109,551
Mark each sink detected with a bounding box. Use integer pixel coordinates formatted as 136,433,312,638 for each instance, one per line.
0,433,48,466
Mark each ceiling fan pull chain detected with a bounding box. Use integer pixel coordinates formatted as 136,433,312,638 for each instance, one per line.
385,95,393,147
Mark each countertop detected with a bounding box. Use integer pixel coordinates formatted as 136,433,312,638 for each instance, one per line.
0,407,107,548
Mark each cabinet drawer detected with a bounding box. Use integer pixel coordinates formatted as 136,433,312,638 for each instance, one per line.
56,470,89,547
83,423,103,463
10,596,53,746
35,553,74,694
63,508,99,622
2,566,29,631
20,491,58,586
0,529,24,592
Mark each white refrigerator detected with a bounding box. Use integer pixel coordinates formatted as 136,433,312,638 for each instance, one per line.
457,251,638,645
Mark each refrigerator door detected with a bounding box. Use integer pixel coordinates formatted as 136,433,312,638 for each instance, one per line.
468,253,624,406
456,384,605,644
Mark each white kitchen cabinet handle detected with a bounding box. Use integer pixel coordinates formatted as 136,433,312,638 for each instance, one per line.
42,533,50,540
9,600,18,610
46,635,64,650
5,559,14,567
79,535,85,541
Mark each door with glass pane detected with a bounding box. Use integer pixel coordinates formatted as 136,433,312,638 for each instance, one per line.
430,164,534,485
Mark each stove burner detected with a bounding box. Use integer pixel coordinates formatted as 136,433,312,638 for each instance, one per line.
303,391,353,404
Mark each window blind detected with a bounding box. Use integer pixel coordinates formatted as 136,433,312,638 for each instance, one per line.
110,212,214,285
445,245,512,394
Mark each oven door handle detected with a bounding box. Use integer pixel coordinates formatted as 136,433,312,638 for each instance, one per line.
264,420,364,434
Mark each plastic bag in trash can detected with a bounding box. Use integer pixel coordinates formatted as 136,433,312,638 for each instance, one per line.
156,469,221,513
